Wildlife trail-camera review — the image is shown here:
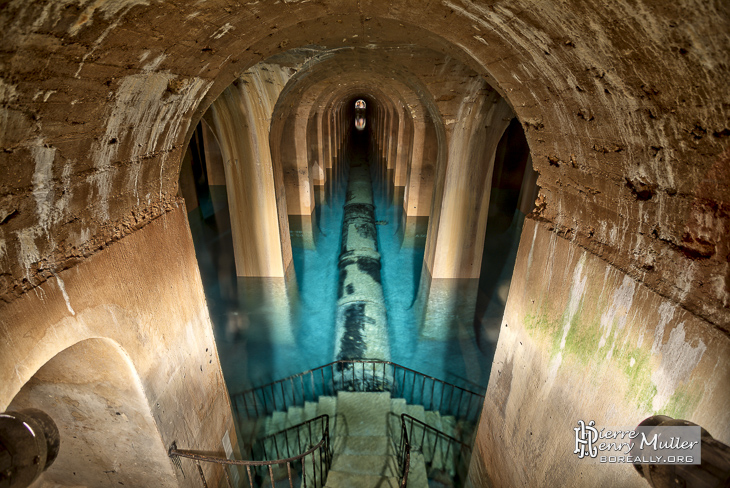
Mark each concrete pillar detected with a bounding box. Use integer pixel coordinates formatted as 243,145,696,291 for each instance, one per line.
178,148,199,213
282,108,317,249
333,109,339,173
517,155,540,215
394,110,413,188
401,118,432,247
425,95,513,280
380,108,388,168
403,119,427,217
382,107,393,176
320,108,337,204
418,91,512,340
201,120,226,186
314,111,328,205
209,85,292,278
279,116,313,218
388,109,399,174
309,113,325,186
210,82,300,343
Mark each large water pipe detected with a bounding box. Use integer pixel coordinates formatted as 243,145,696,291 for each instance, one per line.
334,134,390,366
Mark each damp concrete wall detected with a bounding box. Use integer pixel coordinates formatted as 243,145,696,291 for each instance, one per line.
468,218,730,487
0,205,236,488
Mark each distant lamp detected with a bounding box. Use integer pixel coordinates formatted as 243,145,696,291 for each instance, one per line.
0,409,60,487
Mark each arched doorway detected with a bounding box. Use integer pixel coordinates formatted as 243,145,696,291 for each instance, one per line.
8,338,176,488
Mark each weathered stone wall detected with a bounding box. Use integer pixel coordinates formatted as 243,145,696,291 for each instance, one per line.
9,338,179,487
470,219,730,487
0,205,236,487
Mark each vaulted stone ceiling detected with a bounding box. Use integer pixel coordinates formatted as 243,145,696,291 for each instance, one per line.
2,1,727,336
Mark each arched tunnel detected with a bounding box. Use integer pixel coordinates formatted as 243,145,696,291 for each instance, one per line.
0,2,729,488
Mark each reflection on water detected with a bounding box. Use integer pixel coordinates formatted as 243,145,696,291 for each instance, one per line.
189,158,524,395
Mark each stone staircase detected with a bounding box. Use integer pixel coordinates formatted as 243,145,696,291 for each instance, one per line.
244,391,474,488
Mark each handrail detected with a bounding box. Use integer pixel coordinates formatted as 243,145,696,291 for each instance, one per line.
231,360,485,431
169,414,331,488
398,416,412,488
397,413,472,488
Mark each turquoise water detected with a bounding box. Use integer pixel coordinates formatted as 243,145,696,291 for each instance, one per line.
188,142,523,396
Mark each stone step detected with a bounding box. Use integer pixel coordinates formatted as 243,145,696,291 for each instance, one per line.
332,435,394,457
297,461,330,488
330,453,398,477
425,410,442,432
304,400,318,421
286,406,304,427
263,410,287,437
325,470,400,488
317,395,337,419
440,415,456,439
335,391,391,437
405,404,425,422
454,418,476,446
236,416,266,447
389,398,407,439
244,391,468,487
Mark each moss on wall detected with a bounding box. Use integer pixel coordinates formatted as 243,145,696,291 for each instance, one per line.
524,298,664,414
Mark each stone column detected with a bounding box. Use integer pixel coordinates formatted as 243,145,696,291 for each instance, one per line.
419,90,513,340
425,96,512,280
401,118,432,247
201,119,228,214
209,87,291,278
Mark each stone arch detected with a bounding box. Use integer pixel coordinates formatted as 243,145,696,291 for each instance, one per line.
8,338,177,488
270,75,413,216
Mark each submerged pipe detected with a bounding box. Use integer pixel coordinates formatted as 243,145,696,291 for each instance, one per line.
334,136,390,365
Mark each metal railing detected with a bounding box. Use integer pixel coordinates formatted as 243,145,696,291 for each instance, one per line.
398,417,412,488
231,360,485,427
169,414,331,488
397,414,472,488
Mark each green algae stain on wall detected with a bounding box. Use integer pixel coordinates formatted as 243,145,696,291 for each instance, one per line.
562,310,602,365
519,256,711,417
522,283,662,413
615,343,657,412
523,307,562,359
659,383,702,419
